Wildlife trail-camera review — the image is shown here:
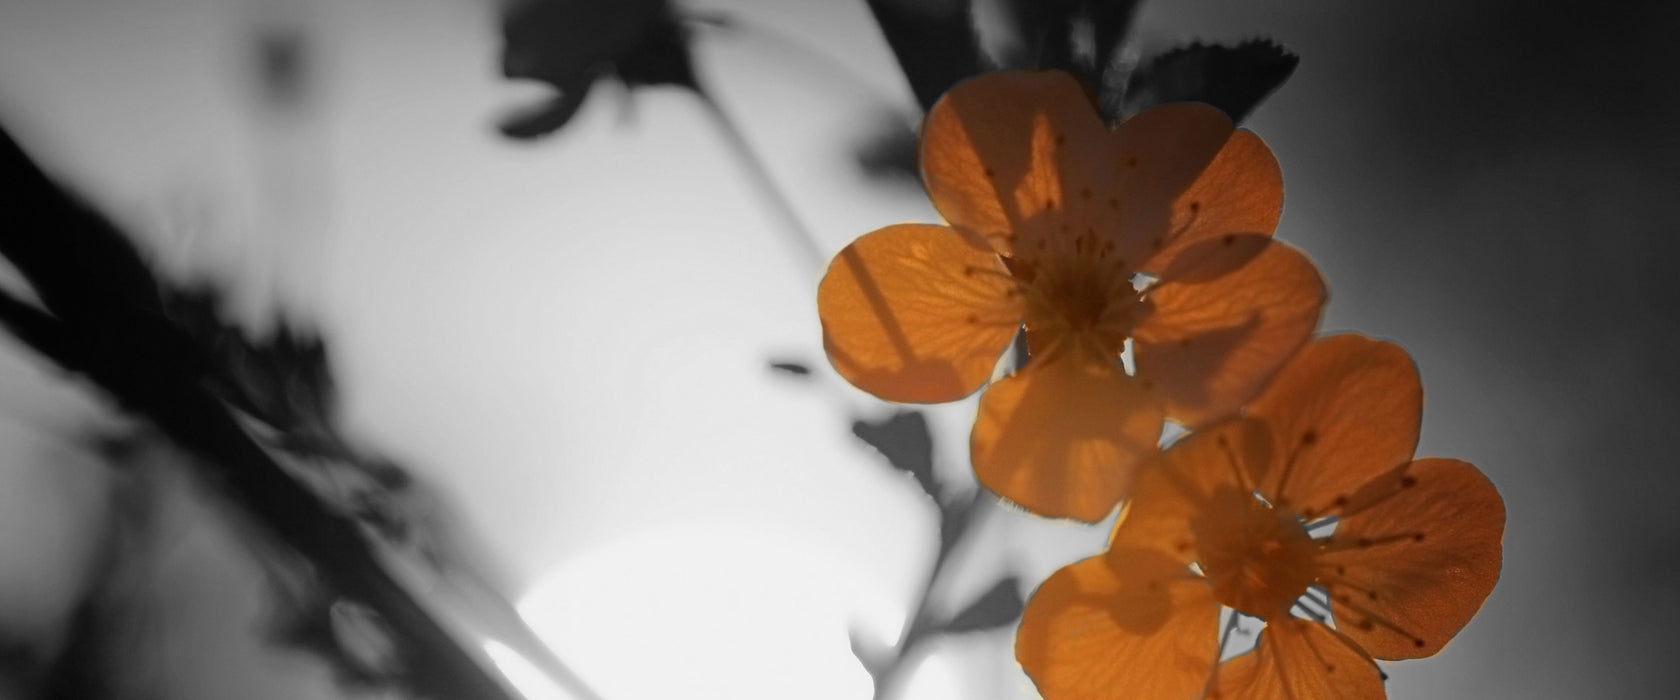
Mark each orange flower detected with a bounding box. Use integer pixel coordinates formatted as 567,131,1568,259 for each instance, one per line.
1015,335,1506,699
817,70,1325,521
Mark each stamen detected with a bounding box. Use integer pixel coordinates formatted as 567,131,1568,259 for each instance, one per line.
1304,615,1392,680
1165,199,1204,242
1294,620,1345,678
1319,582,1428,650
1323,577,1381,603
1270,430,1316,507
961,264,1020,285
1032,333,1069,365
1300,465,1425,522
1319,531,1426,553
1214,434,1255,493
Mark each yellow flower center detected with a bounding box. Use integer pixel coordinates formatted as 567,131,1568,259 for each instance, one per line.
1020,247,1138,365
1192,487,1318,619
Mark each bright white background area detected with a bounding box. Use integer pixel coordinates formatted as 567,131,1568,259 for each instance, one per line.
0,0,1663,698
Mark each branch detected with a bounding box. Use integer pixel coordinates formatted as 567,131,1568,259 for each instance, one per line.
0,124,518,700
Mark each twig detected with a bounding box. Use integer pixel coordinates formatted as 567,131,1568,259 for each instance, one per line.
871,491,989,700
693,82,826,272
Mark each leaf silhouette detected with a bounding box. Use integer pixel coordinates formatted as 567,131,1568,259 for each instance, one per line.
852,110,920,184
0,123,521,700
944,576,1025,634
851,410,939,501
862,0,985,112
767,359,812,377
996,0,1141,76
1121,40,1300,123
164,285,336,445
498,0,695,139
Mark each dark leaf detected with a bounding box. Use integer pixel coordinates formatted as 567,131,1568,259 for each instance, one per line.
996,0,1141,81
851,410,939,501
853,110,920,184
767,359,812,377
943,576,1025,634
0,129,172,344
498,74,599,140
498,0,694,138
997,0,1082,71
1120,39,1300,124
862,0,986,112
1085,0,1144,79
162,285,338,450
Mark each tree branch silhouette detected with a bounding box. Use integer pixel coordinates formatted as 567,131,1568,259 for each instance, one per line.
0,124,520,700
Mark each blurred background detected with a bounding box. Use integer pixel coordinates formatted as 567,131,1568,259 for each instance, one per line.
0,0,1675,698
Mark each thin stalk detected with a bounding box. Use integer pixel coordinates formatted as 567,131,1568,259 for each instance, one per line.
693,84,825,274
871,492,989,700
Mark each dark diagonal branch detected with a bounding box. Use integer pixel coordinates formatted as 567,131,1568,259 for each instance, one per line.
0,125,518,700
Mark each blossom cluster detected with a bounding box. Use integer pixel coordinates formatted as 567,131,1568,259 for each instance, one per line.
816,70,1503,699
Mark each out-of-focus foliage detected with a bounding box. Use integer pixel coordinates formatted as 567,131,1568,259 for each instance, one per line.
851,410,939,503
1118,40,1299,123
498,0,695,138
861,0,986,112
0,124,519,700
166,287,336,451
853,1,1294,184
996,0,1142,79
767,359,813,377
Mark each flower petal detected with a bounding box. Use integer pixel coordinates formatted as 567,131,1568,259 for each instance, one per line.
971,359,1161,522
1109,418,1273,566
1107,104,1230,263
1209,617,1386,700
1315,458,1505,660
1017,551,1221,700
818,224,1024,403
1244,335,1422,517
921,70,1110,258
1133,240,1326,427
1118,106,1283,275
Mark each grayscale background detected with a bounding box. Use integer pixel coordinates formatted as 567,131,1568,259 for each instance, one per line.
0,0,1672,698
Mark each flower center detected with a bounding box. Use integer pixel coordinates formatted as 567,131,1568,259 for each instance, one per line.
1192,487,1318,619
1020,251,1137,364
